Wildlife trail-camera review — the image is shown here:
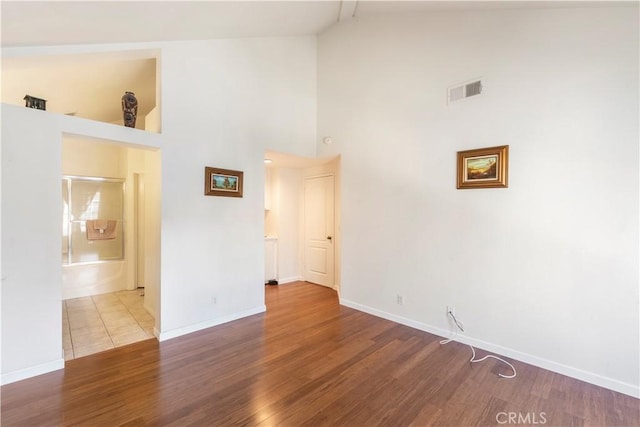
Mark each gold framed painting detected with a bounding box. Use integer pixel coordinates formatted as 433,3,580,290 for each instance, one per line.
205,167,244,197
457,145,509,189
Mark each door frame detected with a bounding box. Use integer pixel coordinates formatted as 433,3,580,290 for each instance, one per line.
133,172,146,289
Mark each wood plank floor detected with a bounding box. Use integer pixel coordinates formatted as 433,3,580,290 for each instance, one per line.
2,282,638,426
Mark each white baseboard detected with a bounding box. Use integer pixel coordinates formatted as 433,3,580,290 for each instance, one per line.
277,276,304,285
339,298,640,399
158,305,266,342
1,358,65,386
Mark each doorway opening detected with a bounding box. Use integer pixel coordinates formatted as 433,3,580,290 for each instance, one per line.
61,135,161,360
263,151,341,298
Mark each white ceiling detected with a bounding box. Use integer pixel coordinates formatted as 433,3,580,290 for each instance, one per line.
1,1,626,48
1,1,631,126
1,1,340,47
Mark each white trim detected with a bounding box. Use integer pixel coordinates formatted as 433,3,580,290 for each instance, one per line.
339,298,640,398
1,358,65,386
278,276,304,285
303,171,335,180
157,305,266,342
340,298,451,340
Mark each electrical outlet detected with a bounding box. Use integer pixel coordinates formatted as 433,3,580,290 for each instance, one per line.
397,294,404,305
447,305,455,316
211,296,217,304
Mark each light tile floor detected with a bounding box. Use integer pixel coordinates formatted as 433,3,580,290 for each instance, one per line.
62,290,156,360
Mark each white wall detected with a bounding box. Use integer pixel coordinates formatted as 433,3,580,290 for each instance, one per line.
317,7,639,397
1,103,163,383
266,167,304,283
124,144,162,323
1,35,317,377
63,137,127,178
155,36,317,338
1,106,64,383
143,105,162,321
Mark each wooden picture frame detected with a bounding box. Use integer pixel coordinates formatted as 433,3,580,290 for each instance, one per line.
457,145,509,189
205,167,244,197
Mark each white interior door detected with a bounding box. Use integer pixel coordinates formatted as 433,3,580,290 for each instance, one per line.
304,175,335,288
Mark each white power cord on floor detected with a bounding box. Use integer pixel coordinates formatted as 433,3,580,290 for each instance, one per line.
439,310,517,379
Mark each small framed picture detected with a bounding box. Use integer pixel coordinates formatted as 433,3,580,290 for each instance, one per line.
457,145,509,189
205,167,244,197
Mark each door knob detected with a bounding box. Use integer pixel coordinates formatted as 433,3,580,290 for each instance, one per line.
327,236,332,241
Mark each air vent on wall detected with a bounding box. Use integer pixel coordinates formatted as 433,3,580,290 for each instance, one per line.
448,78,483,104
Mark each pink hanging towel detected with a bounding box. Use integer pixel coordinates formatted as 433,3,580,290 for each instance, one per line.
86,219,117,240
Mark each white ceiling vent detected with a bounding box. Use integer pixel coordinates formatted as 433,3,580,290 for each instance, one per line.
448,79,483,104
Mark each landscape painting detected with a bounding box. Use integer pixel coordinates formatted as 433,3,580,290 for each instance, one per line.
211,173,238,192
466,155,498,181
205,167,244,197
457,145,509,189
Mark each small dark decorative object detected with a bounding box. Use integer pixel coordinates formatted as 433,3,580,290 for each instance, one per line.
121,91,138,128
24,95,47,110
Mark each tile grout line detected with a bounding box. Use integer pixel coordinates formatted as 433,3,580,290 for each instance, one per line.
116,289,153,338
92,295,117,348
65,291,155,359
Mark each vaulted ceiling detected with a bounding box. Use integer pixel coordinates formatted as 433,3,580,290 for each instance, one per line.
1,1,626,126
3,1,618,48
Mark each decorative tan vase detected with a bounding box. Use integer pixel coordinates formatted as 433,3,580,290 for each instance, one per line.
121,91,138,128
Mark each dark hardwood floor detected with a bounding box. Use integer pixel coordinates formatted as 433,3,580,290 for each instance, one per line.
2,281,638,426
